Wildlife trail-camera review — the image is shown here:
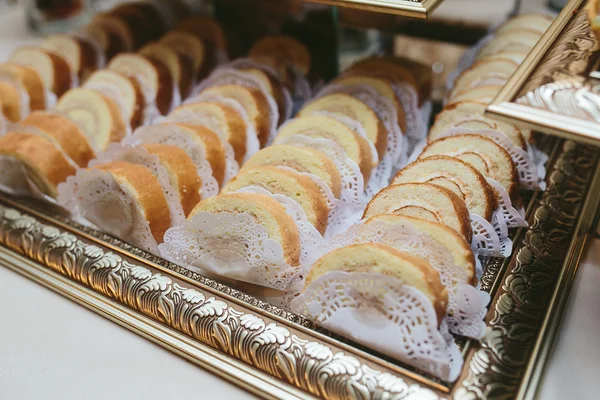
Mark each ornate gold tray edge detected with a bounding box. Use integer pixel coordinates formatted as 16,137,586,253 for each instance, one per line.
302,0,443,18
0,139,598,399
486,0,600,144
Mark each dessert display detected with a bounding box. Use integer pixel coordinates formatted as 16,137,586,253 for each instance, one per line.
0,4,568,389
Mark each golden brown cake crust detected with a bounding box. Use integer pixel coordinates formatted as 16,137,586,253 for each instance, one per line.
176,123,227,187
249,35,311,77
22,111,95,168
142,143,201,217
45,50,72,97
95,160,172,243
0,132,76,197
202,84,271,148
189,192,301,266
173,101,248,166
0,62,46,111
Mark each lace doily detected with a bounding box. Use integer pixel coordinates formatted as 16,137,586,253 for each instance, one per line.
486,178,528,229
160,186,328,291
165,105,240,184
193,67,279,145
470,213,512,259
329,220,489,339
185,91,260,162
279,134,366,222
291,271,463,382
392,83,423,143
89,144,186,227
57,168,160,254
123,123,219,198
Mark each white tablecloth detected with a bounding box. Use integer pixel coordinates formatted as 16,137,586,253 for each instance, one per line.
0,3,598,399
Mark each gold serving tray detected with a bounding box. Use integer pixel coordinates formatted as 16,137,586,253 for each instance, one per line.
487,0,600,146
1,136,598,399
303,0,444,18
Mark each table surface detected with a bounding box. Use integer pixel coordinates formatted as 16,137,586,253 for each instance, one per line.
1,2,599,399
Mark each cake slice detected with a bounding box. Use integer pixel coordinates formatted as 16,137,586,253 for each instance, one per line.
0,62,46,111
140,42,194,98
419,134,519,200
222,166,329,234
242,145,341,198
451,59,519,96
56,87,126,151
21,111,95,168
10,46,72,97
108,53,174,115
299,93,387,162
159,31,205,77
94,161,171,243
0,78,27,122
495,13,553,35
305,243,448,322
111,1,166,41
447,85,502,106
0,132,76,197
188,192,301,266
363,182,473,241
365,214,476,285
199,84,271,148
142,143,202,216
174,16,226,77
429,101,526,149
476,29,542,60
87,14,135,56
169,101,247,165
333,74,407,133
392,155,495,221
42,34,98,81
249,35,311,76
84,69,145,129
344,57,426,104
174,123,226,187
273,114,373,182
108,4,155,48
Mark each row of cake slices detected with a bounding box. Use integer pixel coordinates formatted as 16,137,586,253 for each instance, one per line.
0,32,312,201
439,13,553,147
295,14,557,327
0,7,233,202
22,52,422,256
154,56,432,286
43,37,313,252
0,1,232,125
0,12,317,220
